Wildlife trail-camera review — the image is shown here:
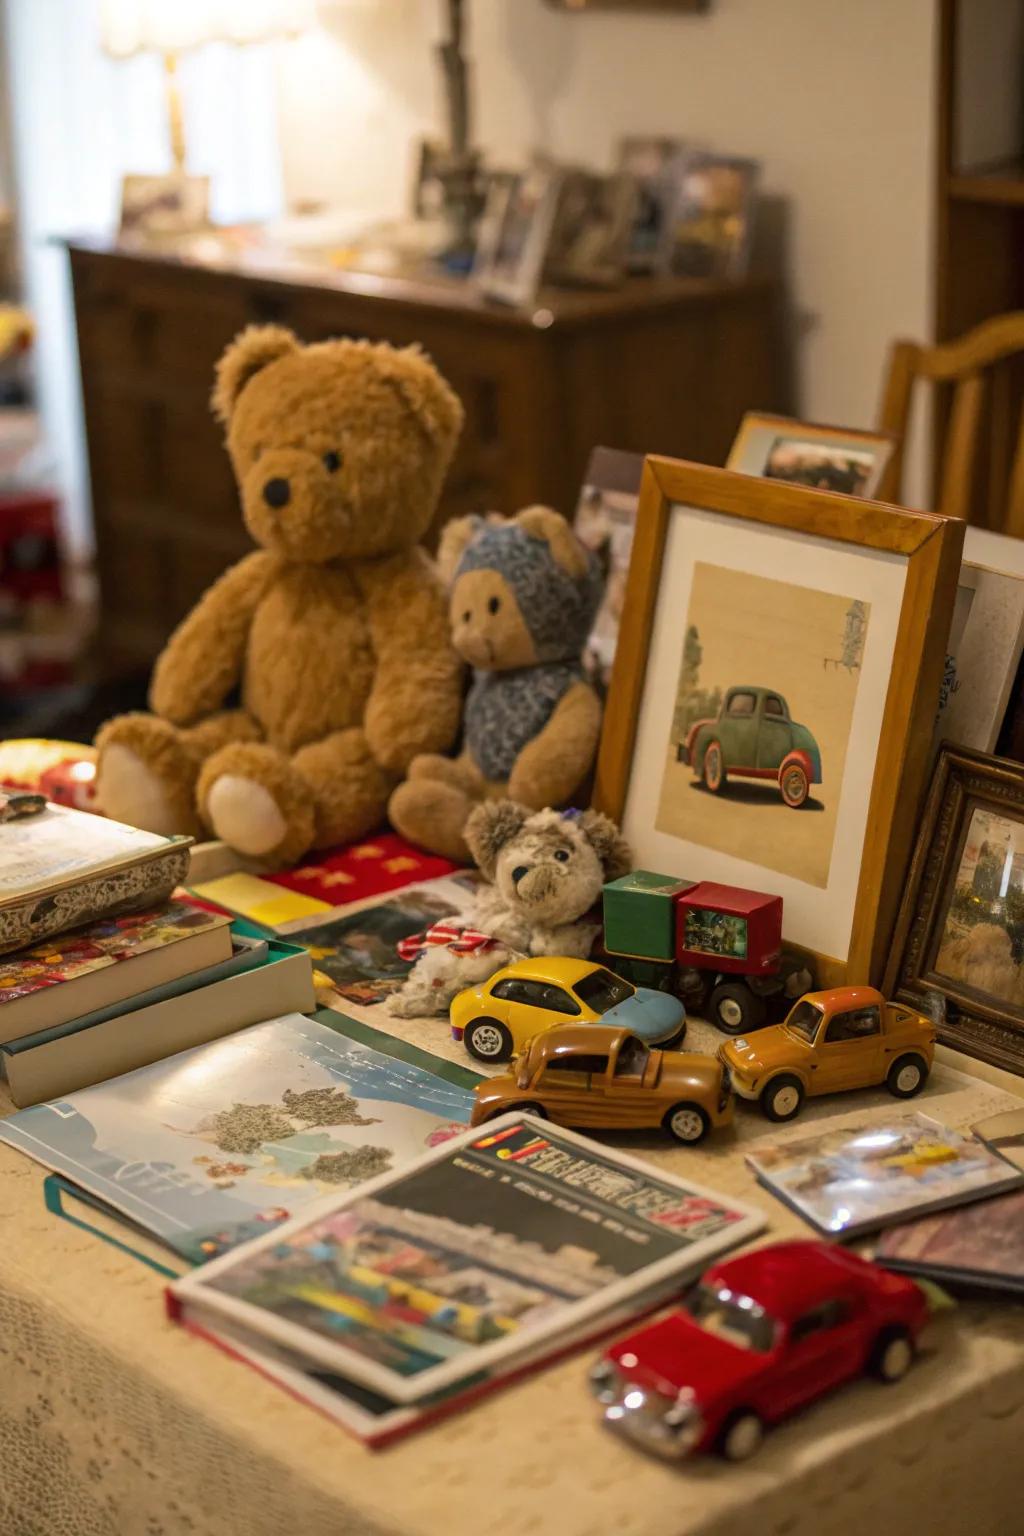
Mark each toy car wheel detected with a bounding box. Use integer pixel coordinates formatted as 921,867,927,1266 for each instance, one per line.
702,741,726,793
886,1053,928,1098
710,981,766,1036
760,1074,804,1122
719,1409,764,1462
464,1017,515,1063
504,1102,548,1121
663,1102,710,1145
870,1326,915,1383
779,760,809,808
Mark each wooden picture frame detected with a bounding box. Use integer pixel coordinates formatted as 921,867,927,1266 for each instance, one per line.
727,412,897,500
592,458,963,986
885,745,1024,1075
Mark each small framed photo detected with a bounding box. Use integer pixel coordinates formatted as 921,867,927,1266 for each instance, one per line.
727,413,896,499
937,528,1024,757
473,164,563,307
671,153,759,279
544,169,637,287
885,745,1024,1075
615,137,689,274
572,445,645,692
118,173,210,239
592,457,963,985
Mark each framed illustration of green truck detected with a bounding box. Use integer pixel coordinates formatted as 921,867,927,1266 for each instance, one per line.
677,687,822,808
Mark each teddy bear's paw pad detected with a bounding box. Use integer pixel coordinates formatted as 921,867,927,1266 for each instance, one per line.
98,744,195,838
205,774,289,857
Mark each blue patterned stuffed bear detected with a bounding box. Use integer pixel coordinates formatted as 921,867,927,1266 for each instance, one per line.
388,506,604,860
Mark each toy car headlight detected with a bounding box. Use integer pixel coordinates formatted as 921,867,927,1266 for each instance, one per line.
589,1358,622,1404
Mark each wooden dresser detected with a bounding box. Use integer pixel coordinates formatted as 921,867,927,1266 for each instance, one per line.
67,239,785,680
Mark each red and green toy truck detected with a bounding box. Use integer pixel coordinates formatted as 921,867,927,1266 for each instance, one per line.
601,870,814,1035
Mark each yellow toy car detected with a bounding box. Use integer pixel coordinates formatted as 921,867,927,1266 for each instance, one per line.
719,985,936,1122
450,956,687,1064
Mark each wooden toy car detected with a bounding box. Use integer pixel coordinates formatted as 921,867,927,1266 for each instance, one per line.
718,985,936,1122
590,1240,929,1461
450,956,686,1064
602,871,812,1035
469,1023,733,1143
676,686,822,808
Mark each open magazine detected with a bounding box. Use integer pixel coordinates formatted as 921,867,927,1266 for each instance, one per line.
169,1114,764,1442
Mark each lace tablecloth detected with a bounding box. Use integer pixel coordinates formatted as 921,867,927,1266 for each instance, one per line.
1,1015,1023,1536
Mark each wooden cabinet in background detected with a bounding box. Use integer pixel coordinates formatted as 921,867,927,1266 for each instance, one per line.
68,239,785,680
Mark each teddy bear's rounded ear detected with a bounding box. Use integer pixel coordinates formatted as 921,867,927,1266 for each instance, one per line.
437,515,485,585
211,325,300,425
576,808,632,881
464,799,531,879
514,505,589,580
378,344,465,456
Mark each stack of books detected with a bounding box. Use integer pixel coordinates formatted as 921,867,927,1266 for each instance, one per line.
0,802,314,1104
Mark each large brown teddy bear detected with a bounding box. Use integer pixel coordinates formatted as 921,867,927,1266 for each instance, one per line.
95,326,465,866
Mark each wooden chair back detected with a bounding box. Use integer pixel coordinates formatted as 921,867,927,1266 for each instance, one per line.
877,311,1024,534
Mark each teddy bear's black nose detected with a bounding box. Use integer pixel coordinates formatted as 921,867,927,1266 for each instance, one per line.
263,477,291,509
512,865,530,885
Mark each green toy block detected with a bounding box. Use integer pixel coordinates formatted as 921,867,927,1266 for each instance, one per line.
603,870,696,962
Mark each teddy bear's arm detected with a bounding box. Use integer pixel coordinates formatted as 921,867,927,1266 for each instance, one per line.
507,681,602,809
149,551,273,726
357,550,464,774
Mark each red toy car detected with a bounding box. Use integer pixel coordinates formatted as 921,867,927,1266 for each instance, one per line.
589,1240,929,1462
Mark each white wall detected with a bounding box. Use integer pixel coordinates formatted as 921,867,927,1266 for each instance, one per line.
279,0,937,489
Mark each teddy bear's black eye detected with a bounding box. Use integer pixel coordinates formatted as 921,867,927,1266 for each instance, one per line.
323,450,342,473
488,595,501,615
554,848,570,863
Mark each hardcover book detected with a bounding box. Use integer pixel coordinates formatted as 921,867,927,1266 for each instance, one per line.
169,1115,765,1407
0,802,191,954
0,902,233,1040
745,1112,1023,1238
875,1186,1024,1296
0,1012,476,1257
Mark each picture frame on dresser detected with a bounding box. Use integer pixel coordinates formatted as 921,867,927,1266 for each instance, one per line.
591,457,963,987
885,745,1024,1075
726,412,897,500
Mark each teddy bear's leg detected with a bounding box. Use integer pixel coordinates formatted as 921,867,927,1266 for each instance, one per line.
197,741,315,865
95,710,260,838
389,777,490,864
291,728,392,849
405,750,485,793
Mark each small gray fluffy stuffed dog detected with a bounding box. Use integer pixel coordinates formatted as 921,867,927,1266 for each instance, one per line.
388,800,631,1018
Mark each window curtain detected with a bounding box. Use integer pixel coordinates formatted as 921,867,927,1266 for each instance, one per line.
3,0,286,555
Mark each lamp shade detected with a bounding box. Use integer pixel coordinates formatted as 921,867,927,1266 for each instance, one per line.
99,0,317,58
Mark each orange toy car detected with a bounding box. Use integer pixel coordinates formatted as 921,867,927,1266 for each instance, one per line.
719,985,935,1122
470,1023,734,1144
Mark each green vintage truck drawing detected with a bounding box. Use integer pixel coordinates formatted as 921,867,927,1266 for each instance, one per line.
676,686,822,808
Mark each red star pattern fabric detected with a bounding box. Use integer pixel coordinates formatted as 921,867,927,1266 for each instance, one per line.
266,832,461,905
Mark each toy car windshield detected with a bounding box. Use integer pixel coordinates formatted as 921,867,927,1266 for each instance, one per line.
783,999,824,1042
685,1283,777,1353
574,968,635,1013
614,1036,650,1076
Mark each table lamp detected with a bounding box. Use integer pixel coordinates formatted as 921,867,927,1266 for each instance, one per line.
99,0,317,177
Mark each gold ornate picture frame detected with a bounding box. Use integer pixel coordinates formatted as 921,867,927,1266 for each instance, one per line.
885,744,1024,1075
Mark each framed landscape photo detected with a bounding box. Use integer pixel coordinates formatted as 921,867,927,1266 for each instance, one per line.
592,459,963,986
727,413,896,499
885,746,1024,1075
